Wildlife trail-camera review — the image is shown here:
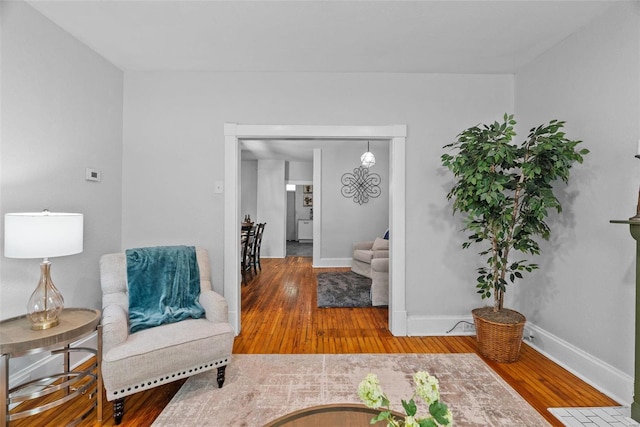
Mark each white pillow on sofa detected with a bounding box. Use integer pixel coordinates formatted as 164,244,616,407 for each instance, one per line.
372,237,389,251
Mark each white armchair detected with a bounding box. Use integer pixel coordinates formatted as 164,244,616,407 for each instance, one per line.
371,255,389,306
99,247,234,425
351,237,389,278
352,237,389,306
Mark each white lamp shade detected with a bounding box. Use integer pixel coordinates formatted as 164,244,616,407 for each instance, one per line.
4,212,83,259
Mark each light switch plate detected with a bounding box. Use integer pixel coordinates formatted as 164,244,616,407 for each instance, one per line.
214,181,224,194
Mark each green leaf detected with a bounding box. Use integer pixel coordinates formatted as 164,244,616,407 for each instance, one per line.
418,419,438,427
372,411,390,423
402,399,417,417
430,401,451,425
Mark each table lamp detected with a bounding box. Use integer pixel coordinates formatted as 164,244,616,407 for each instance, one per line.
4,210,83,330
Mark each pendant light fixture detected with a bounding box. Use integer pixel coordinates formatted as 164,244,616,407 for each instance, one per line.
360,140,376,168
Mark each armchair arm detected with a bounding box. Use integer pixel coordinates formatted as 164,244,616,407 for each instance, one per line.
373,249,389,259
200,289,229,323
371,256,389,273
353,241,374,251
101,304,128,352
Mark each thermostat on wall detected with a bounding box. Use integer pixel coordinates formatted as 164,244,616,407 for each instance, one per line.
85,168,102,182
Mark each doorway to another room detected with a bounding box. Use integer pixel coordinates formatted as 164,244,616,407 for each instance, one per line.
286,183,313,257
225,123,407,336
286,241,312,257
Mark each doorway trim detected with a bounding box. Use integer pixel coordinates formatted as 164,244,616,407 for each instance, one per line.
224,124,407,336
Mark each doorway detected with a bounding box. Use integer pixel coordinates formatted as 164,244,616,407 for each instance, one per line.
286,188,296,242
286,184,313,257
224,124,407,336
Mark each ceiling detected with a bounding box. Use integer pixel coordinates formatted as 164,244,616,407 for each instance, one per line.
241,139,329,162
24,0,619,160
240,138,385,161
27,0,616,74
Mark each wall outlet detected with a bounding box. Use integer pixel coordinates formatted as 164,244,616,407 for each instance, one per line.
462,322,475,332
523,327,535,341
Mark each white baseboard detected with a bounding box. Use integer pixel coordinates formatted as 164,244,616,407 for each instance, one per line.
8,331,98,390
407,314,476,336
407,314,633,405
524,323,633,406
391,310,409,336
313,257,352,268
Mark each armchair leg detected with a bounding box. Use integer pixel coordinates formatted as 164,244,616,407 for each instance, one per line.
113,397,125,425
217,365,227,388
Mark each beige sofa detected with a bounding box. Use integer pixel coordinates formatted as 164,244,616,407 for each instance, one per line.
352,237,389,306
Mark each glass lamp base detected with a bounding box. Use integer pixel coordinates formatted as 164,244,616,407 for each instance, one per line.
27,261,64,330
30,317,59,330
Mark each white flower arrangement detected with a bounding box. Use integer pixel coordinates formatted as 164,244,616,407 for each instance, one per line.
358,371,452,427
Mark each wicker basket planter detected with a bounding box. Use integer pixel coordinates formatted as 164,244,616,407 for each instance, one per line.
472,307,526,363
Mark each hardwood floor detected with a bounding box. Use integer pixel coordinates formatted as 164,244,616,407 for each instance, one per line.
10,256,618,426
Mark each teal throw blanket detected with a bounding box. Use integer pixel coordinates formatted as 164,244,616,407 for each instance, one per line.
126,245,205,333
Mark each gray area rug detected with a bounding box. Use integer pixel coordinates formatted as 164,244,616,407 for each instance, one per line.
317,271,372,307
152,353,550,427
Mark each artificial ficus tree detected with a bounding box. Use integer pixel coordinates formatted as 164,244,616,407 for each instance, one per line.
441,114,588,312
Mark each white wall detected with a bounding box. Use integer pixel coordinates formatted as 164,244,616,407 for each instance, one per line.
241,160,258,222
514,2,639,401
1,1,123,319
0,1,123,380
256,159,286,257
122,70,512,308
322,140,389,258
288,161,313,182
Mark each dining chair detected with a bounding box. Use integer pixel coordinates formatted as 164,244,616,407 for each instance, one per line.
241,226,255,283
250,223,266,274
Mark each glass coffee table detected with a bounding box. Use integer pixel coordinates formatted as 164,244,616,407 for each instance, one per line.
264,403,400,426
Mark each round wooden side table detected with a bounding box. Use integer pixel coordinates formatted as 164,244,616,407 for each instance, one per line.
0,308,101,426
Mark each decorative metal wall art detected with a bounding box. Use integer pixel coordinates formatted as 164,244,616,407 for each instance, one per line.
341,166,381,205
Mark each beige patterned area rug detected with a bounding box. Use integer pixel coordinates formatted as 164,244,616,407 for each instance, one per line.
152,353,550,426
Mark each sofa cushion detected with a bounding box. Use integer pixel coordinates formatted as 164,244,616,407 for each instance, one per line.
371,257,389,272
371,237,389,251
371,257,389,306
102,317,234,391
353,249,374,264
373,249,389,259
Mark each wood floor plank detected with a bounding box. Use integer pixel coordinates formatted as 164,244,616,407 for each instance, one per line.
10,256,619,426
